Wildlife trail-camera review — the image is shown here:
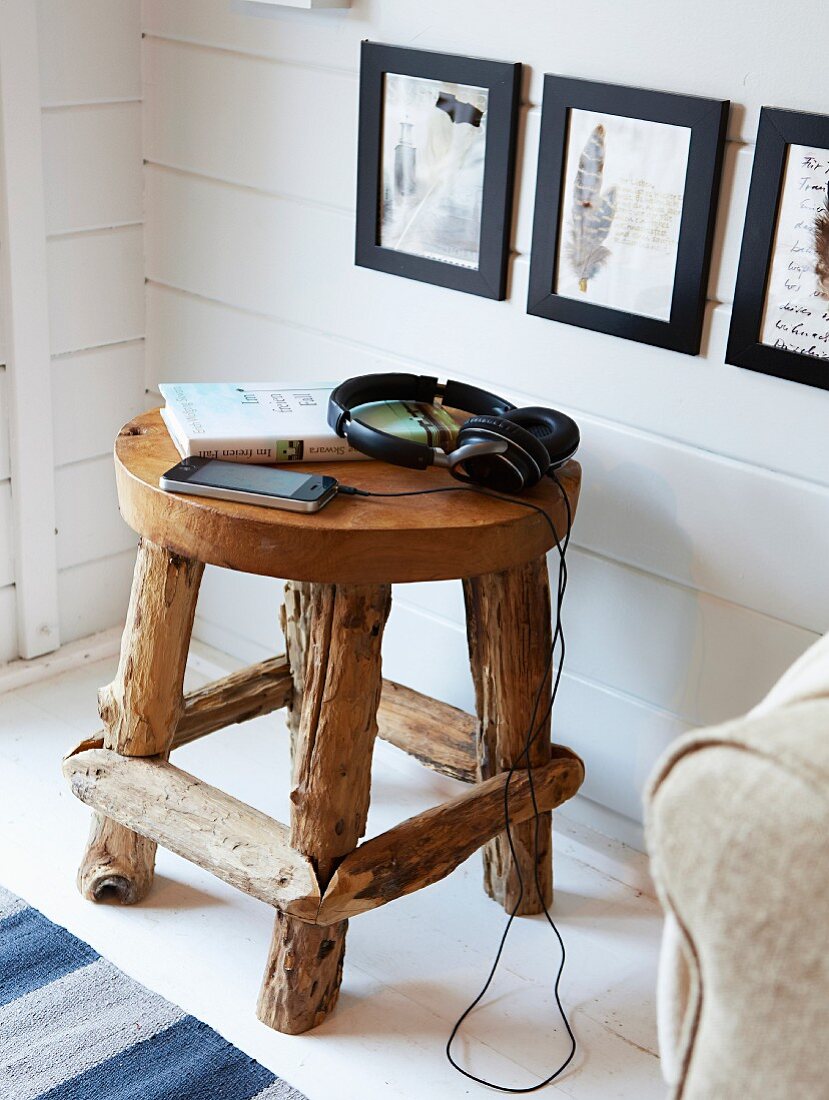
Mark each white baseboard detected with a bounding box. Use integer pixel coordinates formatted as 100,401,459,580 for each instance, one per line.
557,794,646,857
0,626,122,694
0,626,262,698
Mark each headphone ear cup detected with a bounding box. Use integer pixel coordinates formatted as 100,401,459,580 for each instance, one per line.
453,415,541,492
462,413,551,485
451,452,528,493
503,408,580,470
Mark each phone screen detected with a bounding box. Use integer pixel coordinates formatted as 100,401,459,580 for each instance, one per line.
174,460,330,499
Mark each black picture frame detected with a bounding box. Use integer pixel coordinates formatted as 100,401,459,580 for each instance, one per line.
355,41,521,300
527,76,729,355
726,107,829,391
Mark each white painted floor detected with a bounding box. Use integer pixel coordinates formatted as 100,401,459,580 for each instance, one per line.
0,643,665,1099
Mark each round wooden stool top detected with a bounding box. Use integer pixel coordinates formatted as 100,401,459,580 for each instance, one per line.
114,409,581,584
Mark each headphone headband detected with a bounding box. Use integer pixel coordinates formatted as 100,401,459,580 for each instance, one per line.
328,373,516,471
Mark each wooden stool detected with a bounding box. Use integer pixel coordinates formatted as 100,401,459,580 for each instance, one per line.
63,409,585,1035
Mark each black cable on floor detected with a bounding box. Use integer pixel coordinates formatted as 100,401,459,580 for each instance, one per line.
340,474,576,1092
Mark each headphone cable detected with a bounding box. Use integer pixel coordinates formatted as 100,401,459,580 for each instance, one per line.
340,474,575,1092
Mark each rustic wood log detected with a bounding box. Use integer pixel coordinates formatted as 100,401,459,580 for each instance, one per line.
174,655,292,748
276,587,477,862
76,820,159,908
65,748,318,912
76,539,203,905
114,409,580,584
463,556,554,915
280,580,312,773
98,541,203,756
376,679,477,782
69,657,477,787
73,658,292,757
174,661,478,781
306,749,584,924
257,582,391,1035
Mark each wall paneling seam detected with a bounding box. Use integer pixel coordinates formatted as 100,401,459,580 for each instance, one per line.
0,0,60,658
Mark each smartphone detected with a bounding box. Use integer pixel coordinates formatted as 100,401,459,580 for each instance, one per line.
159,457,339,513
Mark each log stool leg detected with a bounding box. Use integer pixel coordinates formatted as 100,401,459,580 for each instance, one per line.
463,555,554,915
257,582,391,1034
280,579,312,775
76,539,203,904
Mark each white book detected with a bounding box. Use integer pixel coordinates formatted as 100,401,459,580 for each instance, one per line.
158,382,458,464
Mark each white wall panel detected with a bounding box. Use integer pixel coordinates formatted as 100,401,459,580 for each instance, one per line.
143,0,368,76
42,103,142,234
571,418,829,636
381,600,474,715
143,38,356,210
707,143,753,307
381,600,691,826
142,0,823,141
57,549,135,644
0,483,14,589
52,341,146,466
0,0,146,661
47,226,144,356
1,0,61,658
194,567,282,665
145,282,405,392
562,554,814,727
396,549,818,729
0,586,17,664
37,0,141,106
0,370,9,481
55,457,136,570
558,671,693,825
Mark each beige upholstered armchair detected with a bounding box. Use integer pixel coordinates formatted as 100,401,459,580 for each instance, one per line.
645,634,829,1099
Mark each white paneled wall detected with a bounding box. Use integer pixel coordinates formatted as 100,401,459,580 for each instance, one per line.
0,1,54,662
38,0,145,645
140,0,829,844
0,321,13,662
0,408,14,661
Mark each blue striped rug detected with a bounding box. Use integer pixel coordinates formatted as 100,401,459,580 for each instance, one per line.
0,885,306,1100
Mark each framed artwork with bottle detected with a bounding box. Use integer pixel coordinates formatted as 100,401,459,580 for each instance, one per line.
355,42,521,300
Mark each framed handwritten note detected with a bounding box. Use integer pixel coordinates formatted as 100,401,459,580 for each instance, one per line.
528,76,728,355
727,108,829,390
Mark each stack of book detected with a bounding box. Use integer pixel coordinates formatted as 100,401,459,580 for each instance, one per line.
159,382,459,465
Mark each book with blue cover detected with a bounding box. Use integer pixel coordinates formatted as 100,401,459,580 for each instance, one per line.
159,382,459,464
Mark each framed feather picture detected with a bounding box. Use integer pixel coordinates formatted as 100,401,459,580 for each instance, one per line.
527,76,728,355
726,107,829,391
355,42,521,299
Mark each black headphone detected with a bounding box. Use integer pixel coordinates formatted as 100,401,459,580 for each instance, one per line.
328,373,579,494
